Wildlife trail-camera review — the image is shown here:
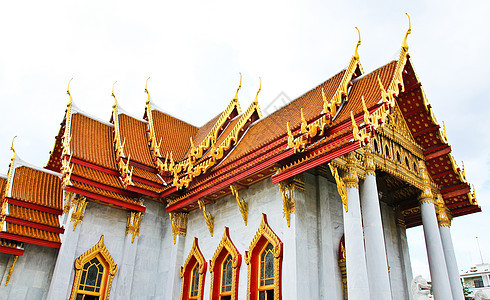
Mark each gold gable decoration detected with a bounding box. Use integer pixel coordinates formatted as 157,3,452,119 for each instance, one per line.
144,78,166,173
111,81,133,188
69,235,118,300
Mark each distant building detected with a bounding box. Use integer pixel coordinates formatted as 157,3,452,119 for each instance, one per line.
461,263,490,299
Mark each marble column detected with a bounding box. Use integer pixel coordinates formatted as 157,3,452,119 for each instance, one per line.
436,194,464,300
418,162,452,300
46,194,84,300
342,153,371,300
360,149,392,300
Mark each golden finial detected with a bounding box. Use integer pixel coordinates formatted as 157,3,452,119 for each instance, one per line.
442,121,448,142
254,77,262,104
145,77,151,104
233,73,242,101
10,136,17,156
111,81,118,103
354,27,361,60
67,78,73,106
402,13,411,51
190,136,195,149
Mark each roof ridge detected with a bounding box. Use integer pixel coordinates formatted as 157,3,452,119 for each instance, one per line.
71,102,114,127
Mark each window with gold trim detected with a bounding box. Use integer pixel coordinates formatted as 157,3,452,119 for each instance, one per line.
181,238,206,300
245,214,283,300
70,236,118,300
209,227,242,300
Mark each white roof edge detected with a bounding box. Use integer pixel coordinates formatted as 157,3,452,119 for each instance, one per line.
0,173,7,179
71,101,114,127
13,154,63,178
118,105,148,123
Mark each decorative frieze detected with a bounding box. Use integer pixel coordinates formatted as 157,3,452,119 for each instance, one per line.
70,195,87,231
198,199,214,237
169,212,188,244
230,184,248,225
343,153,359,189
126,211,144,243
363,145,376,176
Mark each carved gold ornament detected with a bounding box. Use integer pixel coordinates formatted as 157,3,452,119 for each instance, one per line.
363,145,376,176
435,193,451,227
69,235,118,300
71,194,88,231
418,161,434,205
126,211,144,243
230,184,248,225
329,164,348,212
144,78,166,173
198,199,214,237
209,227,242,300
170,212,188,244
63,191,75,214
0,139,16,230
278,182,295,227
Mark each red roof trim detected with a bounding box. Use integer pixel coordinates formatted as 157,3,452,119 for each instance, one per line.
70,174,135,197
0,245,24,256
69,156,119,176
0,232,61,249
127,185,160,198
6,198,63,215
5,216,64,234
64,186,146,212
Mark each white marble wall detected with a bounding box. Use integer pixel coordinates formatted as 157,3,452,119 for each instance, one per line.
0,244,58,299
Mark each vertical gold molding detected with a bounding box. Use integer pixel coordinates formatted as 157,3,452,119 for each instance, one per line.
435,194,451,227
70,195,87,231
170,212,188,244
230,185,248,225
126,211,144,243
4,255,18,286
364,145,376,176
198,199,214,237
343,152,359,189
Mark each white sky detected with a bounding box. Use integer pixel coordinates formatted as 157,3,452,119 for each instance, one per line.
1,0,489,281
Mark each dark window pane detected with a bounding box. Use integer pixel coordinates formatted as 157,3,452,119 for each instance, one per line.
76,294,84,300
259,291,266,300
80,270,87,285
86,265,98,286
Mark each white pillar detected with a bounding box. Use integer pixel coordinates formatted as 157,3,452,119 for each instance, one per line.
360,150,392,300
436,194,464,300
113,234,138,299
418,162,453,300
342,154,371,300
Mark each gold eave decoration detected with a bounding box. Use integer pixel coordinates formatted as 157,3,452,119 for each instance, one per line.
172,80,263,190
435,193,451,227
230,184,248,225
112,82,133,188
329,164,348,212
126,211,144,243
69,235,118,300
418,161,434,205
70,194,88,231
4,255,18,286
61,79,74,188
198,199,214,237
0,138,17,230
278,182,295,227
169,212,188,244
144,78,166,172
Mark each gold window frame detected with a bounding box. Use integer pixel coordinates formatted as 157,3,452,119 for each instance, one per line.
69,235,118,300
181,237,207,300
244,214,283,300
209,227,242,300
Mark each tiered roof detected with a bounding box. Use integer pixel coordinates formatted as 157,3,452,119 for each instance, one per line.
1,20,481,237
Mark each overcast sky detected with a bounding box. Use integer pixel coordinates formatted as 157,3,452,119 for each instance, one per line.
1,0,489,280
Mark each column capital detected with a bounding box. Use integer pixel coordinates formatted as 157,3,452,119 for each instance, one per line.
435,193,452,227
364,145,376,176
343,152,359,189
418,161,434,205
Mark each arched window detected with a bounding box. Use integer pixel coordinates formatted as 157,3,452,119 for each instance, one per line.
210,227,241,300
245,214,283,300
70,235,118,300
181,238,206,300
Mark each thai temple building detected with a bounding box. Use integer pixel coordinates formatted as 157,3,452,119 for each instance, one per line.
0,18,481,300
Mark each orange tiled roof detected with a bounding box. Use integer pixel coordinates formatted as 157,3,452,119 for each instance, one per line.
71,179,140,205
192,113,221,148
131,167,164,185
6,223,60,243
11,166,62,210
152,110,198,161
119,114,155,167
71,113,117,170
0,177,6,197
72,163,124,189
8,205,60,228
